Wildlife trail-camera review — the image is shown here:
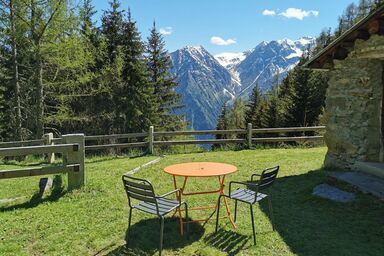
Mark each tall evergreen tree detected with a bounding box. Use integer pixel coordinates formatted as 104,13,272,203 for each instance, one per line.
216,102,229,140
117,10,156,132
229,98,247,130
281,57,327,127
264,86,281,128
101,0,124,64
245,84,265,128
146,22,183,131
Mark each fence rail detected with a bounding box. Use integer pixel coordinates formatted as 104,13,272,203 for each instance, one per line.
0,164,80,179
0,139,45,148
0,134,85,190
0,125,326,156
0,144,79,157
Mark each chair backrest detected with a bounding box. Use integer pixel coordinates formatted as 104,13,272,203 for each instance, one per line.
122,175,158,209
258,166,279,191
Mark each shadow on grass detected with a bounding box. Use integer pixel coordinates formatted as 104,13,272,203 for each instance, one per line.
0,175,66,212
259,169,384,256
107,217,205,256
203,228,249,255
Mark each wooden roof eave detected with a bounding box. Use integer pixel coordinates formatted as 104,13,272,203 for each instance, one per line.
303,4,384,70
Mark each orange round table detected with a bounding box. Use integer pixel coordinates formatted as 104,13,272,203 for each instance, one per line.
164,162,237,234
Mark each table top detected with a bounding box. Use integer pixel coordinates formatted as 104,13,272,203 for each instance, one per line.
164,162,237,177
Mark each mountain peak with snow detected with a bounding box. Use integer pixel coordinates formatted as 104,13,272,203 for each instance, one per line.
169,36,317,130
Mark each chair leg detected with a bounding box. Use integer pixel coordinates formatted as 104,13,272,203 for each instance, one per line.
184,202,189,238
268,195,275,231
159,217,164,256
234,200,238,223
126,207,132,247
250,204,256,245
215,195,222,232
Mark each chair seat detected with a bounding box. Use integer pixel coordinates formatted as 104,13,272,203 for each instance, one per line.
134,197,180,216
229,188,267,204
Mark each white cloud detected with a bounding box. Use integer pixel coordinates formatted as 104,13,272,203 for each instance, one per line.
262,9,276,16
159,27,173,35
210,36,237,46
279,8,319,20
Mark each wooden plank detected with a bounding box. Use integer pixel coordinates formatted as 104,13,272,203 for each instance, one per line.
85,132,148,141
153,139,245,146
51,138,63,143
0,144,79,157
0,164,80,179
85,142,148,151
153,129,246,136
252,126,325,134
252,136,324,143
0,139,44,148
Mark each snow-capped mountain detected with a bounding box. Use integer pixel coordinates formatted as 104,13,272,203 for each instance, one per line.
170,46,237,130
235,37,314,96
214,50,252,70
170,37,315,130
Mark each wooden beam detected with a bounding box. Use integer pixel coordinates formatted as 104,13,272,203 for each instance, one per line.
252,126,325,133
334,47,350,60
0,144,79,157
153,139,245,146
85,142,148,151
85,132,148,141
367,20,380,34
0,164,80,179
0,139,44,148
154,129,246,136
252,136,324,143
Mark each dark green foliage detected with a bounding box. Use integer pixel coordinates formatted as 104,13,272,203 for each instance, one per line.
117,10,156,132
0,0,183,141
245,84,265,128
146,22,184,131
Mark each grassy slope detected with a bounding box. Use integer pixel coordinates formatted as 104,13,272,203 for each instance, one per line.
0,147,383,256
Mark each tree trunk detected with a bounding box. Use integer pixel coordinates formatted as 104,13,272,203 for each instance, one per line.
9,0,22,140
36,52,44,138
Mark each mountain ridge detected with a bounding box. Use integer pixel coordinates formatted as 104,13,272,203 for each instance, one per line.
170,37,315,130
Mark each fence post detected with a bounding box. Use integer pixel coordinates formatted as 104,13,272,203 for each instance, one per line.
148,126,154,154
43,132,55,163
62,134,85,190
247,123,253,149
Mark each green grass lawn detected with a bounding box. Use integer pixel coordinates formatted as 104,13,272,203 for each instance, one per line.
0,147,383,256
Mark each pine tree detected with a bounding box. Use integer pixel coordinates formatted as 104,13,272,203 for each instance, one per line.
245,84,265,128
97,0,126,134
146,21,183,131
281,57,328,127
101,0,124,64
117,9,156,132
216,102,229,139
229,98,246,130
264,85,280,128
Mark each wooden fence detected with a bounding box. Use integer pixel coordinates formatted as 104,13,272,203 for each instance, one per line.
0,134,85,190
0,124,325,156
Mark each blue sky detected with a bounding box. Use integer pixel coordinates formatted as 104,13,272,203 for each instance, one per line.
92,0,358,54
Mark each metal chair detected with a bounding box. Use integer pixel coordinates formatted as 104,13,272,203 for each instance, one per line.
215,166,279,245
122,175,189,256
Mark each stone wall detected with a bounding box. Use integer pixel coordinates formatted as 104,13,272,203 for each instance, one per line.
324,35,384,169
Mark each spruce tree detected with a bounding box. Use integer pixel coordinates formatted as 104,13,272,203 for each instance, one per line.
101,0,124,64
229,98,246,130
118,10,156,132
264,86,280,128
146,22,183,131
245,84,265,128
216,102,229,140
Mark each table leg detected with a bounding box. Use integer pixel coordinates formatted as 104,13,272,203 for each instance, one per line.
219,175,237,229
172,175,184,235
